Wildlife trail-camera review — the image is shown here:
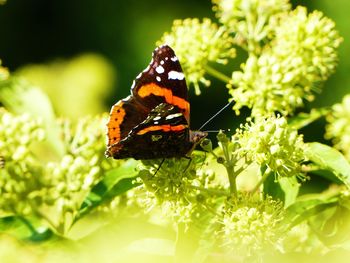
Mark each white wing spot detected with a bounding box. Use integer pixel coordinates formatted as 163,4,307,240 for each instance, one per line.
153,116,162,121
156,76,161,82
154,121,159,125
160,60,164,65
165,57,169,61
168,71,184,80
165,113,183,120
155,65,165,74
171,56,178,62
136,72,142,79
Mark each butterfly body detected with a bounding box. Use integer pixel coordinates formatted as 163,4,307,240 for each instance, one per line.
106,45,207,160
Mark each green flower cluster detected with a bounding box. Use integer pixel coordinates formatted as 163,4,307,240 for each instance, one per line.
0,109,45,216
138,155,219,224
158,18,236,95
212,0,290,52
229,6,342,116
216,195,284,259
41,114,118,233
234,115,305,178
325,94,350,160
0,109,117,234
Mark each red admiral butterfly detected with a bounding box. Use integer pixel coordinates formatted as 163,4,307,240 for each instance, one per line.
105,45,207,160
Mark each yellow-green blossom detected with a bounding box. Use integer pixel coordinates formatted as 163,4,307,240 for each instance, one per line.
325,94,350,160
0,111,118,234
137,155,219,224
212,0,290,52
229,6,341,116
234,115,305,177
0,109,45,216
158,18,235,95
272,7,342,83
40,114,118,234
217,195,284,259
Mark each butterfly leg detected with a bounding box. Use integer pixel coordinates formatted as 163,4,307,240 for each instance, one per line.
182,156,192,174
154,158,165,176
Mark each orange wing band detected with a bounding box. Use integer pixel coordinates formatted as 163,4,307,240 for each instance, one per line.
138,83,190,121
137,124,187,135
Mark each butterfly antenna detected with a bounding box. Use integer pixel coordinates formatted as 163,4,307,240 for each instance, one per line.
203,129,231,133
199,100,234,131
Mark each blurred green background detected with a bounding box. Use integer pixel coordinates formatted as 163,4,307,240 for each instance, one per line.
0,0,349,130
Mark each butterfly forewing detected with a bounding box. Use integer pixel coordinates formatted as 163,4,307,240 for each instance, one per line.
132,45,190,123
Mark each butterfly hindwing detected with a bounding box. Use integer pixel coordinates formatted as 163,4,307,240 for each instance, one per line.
108,103,193,159
106,96,148,147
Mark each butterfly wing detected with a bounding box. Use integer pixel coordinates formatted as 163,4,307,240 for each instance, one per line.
131,45,190,123
107,103,193,159
106,45,192,159
106,95,148,147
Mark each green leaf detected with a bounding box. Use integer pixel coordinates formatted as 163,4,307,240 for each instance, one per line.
263,172,299,207
309,203,350,246
0,216,54,242
305,142,350,189
279,176,300,207
0,216,31,238
263,171,284,201
284,194,339,228
79,160,140,217
288,108,330,130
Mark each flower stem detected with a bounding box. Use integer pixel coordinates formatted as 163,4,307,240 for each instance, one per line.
224,163,238,197
252,167,271,193
205,65,231,84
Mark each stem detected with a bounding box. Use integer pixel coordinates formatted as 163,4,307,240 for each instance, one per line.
226,167,237,197
226,165,238,197
252,167,271,193
204,65,231,84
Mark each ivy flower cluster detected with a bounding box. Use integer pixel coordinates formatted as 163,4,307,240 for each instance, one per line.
158,18,236,95
0,110,118,234
212,0,291,52
137,155,219,224
216,195,285,260
234,115,305,178
230,6,342,116
325,94,350,160
0,109,45,216
41,114,118,233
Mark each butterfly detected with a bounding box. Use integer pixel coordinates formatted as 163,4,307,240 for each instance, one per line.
105,45,207,160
